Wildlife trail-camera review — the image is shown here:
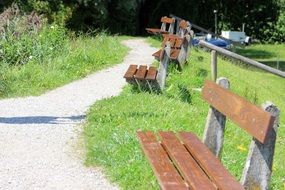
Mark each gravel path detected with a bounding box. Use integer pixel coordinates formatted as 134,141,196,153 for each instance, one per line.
0,39,157,190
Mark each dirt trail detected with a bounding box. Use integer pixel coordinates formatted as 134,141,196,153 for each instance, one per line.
0,39,157,190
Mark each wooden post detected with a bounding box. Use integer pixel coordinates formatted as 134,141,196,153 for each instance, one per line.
177,34,191,69
211,50,217,81
169,20,175,34
203,77,230,158
157,42,171,90
161,23,166,32
241,102,280,190
199,40,285,78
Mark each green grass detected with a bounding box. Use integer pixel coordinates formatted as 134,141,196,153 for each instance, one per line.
0,34,129,98
236,44,285,71
84,39,285,189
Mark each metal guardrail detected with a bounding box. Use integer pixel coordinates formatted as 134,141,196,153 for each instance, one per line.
169,14,240,46
199,40,285,78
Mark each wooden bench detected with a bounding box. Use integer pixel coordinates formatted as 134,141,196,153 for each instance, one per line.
177,19,193,38
152,34,183,59
146,16,175,35
152,34,190,68
123,64,159,91
137,78,280,190
123,41,172,91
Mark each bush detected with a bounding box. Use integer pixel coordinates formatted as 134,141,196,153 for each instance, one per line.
0,4,68,65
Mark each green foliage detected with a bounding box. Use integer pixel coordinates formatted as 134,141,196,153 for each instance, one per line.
1,24,67,65
1,0,285,41
20,0,73,26
84,40,285,189
0,32,129,97
0,4,67,66
273,0,285,42
236,44,285,71
67,0,109,30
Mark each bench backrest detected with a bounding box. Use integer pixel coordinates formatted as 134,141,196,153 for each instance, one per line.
160,16,175,24
179,20,188,29
161,34,184,49
201,78,280,190
202,80,275,143
160,16,175,34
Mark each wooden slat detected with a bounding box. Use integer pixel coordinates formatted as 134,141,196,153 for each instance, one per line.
202,80,275,143
137,132,188,190
152,50,162,58
145,66,157,81
174,38,183,48
163,34,180,40
161,16,175,24
159,132,217,190
123,65,137,79
134,65,148,80
162,34,183,49
170,49,180,59
179,20,188,29
169,38,176,47
146,28,169,35
162,35,170,47
179,132,245,190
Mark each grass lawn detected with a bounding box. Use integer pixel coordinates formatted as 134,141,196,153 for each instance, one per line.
84,38,285,189
236,44,285,71
0,34,129,98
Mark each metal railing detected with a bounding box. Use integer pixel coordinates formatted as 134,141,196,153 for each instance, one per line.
199,40,285,79
169,14,239,46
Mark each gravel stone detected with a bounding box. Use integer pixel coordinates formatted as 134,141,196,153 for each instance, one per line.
0,39,157,190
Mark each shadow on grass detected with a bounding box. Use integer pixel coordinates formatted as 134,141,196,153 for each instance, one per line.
235,48,276,60
259,61,285,72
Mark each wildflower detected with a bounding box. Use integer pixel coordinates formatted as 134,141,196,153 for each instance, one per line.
29,56,33,59
50,25,54,29
237,145,247,152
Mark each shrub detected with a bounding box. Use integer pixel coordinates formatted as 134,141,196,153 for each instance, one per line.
0,4,68,66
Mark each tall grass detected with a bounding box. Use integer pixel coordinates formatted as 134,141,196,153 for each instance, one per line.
0,4,129,98
84,40,285,189
0,34,128,98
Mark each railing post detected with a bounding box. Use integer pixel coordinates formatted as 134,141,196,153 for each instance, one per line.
199,40,285,78
211,50,217,81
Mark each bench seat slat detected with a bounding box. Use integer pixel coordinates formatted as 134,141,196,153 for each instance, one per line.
153,49,180,60
137,132,188,190
179,132,245,190
159,132,217,190
134,65,148,80
152,50,162,58
170,49,180,59
174,39,183,48
123,65,138,79
202,80,275,143
169,38,176,47
146,28,169,35
145,66,157,81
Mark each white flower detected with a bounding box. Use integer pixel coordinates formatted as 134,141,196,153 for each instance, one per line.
51,26,54,29
29,56,33,59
